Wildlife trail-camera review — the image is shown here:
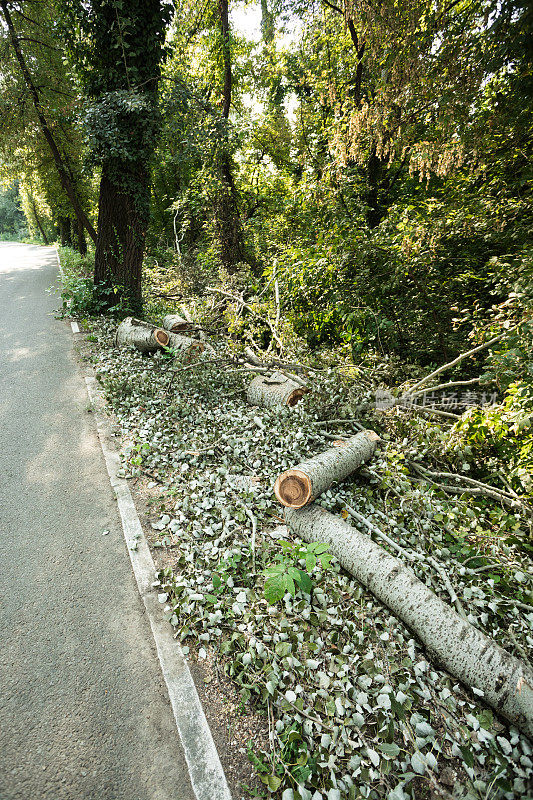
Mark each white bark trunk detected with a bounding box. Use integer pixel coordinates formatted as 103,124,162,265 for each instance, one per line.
275,431,380,508
162,314,191,333
166,332,215,358
285,504,533,738
116,317,169,353
167,332,204,358
247,371,308,409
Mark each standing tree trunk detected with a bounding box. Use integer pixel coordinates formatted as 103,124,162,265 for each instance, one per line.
31,199,49,245
75,218,87,255
58,216,72,247
93,165,149,311
214,0,247,274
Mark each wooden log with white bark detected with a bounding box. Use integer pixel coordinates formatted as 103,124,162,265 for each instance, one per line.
285,504,533,738
162,314,192,333
167,332,204,358
116,317,169,353
274,431,380,508
247,371,308,409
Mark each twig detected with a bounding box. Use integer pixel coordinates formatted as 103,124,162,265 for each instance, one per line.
344,503,468,620
411,463,520,504
141,469,165,485
315,418,366,431
507,627,529,662
206,286,284,351
245,508,257,574
406,376,482,399
408,324,520,394
399,404,460,421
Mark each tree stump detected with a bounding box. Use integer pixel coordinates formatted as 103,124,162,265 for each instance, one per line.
274,430,380,508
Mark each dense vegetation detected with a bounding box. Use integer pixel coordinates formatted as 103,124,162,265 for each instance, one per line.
1,1,532,798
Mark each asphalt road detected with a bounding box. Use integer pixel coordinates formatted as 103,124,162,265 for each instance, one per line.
0,243,195,800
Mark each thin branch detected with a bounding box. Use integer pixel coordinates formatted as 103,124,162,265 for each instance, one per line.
206,286,284,351
407,376,482,399
408,324,520,394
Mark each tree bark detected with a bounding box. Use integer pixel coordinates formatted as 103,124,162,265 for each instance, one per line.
285,504,533,738
31,198,48,244
58,216,72,247
162,315,192,333
75,218,87,255
214,0,247,274
167,332,207,359
116,317,169,352
94,165,149,311
275,430,380,508
0,0,97,243
247,371,308,409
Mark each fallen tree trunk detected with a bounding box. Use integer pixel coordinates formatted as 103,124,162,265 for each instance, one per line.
247,371,308,409
275,431,380,508
162,314,192,333
116,317,169,353
285,504,533,738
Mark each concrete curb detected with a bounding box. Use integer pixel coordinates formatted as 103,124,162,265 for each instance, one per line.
85,376,233,800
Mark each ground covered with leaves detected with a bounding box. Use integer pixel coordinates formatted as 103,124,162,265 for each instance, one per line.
74,309,533,800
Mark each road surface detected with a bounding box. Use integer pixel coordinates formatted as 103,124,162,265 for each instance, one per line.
0,243,196,800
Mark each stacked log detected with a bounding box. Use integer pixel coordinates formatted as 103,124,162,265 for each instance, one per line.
116,317,169,353
247,371,308,409
274,430,380,507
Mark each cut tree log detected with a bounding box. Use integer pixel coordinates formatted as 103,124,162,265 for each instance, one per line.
162,314,192,333
247,371,309,409
116,317,169,353
274,431,380,508
167,332,204,358
285,504,533,738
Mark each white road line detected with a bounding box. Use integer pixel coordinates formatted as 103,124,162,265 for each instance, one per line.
85,376,232,800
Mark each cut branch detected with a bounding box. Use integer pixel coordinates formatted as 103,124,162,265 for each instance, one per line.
274,430,380,508
247,371,308,410
162,314,193,333
116,317,169,353
206,286,284,351
408,325,520,394
285,505,533,737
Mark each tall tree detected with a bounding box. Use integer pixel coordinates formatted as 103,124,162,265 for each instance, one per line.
61,0,171,310
0,0,96,244
212,0,247,273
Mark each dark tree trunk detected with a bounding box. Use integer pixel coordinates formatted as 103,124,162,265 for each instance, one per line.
58,216,72,247
32,200,49,244
214,148,247,272
214,0,248,274
366,148,386,228
93,164,148,312
75,218,87,255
